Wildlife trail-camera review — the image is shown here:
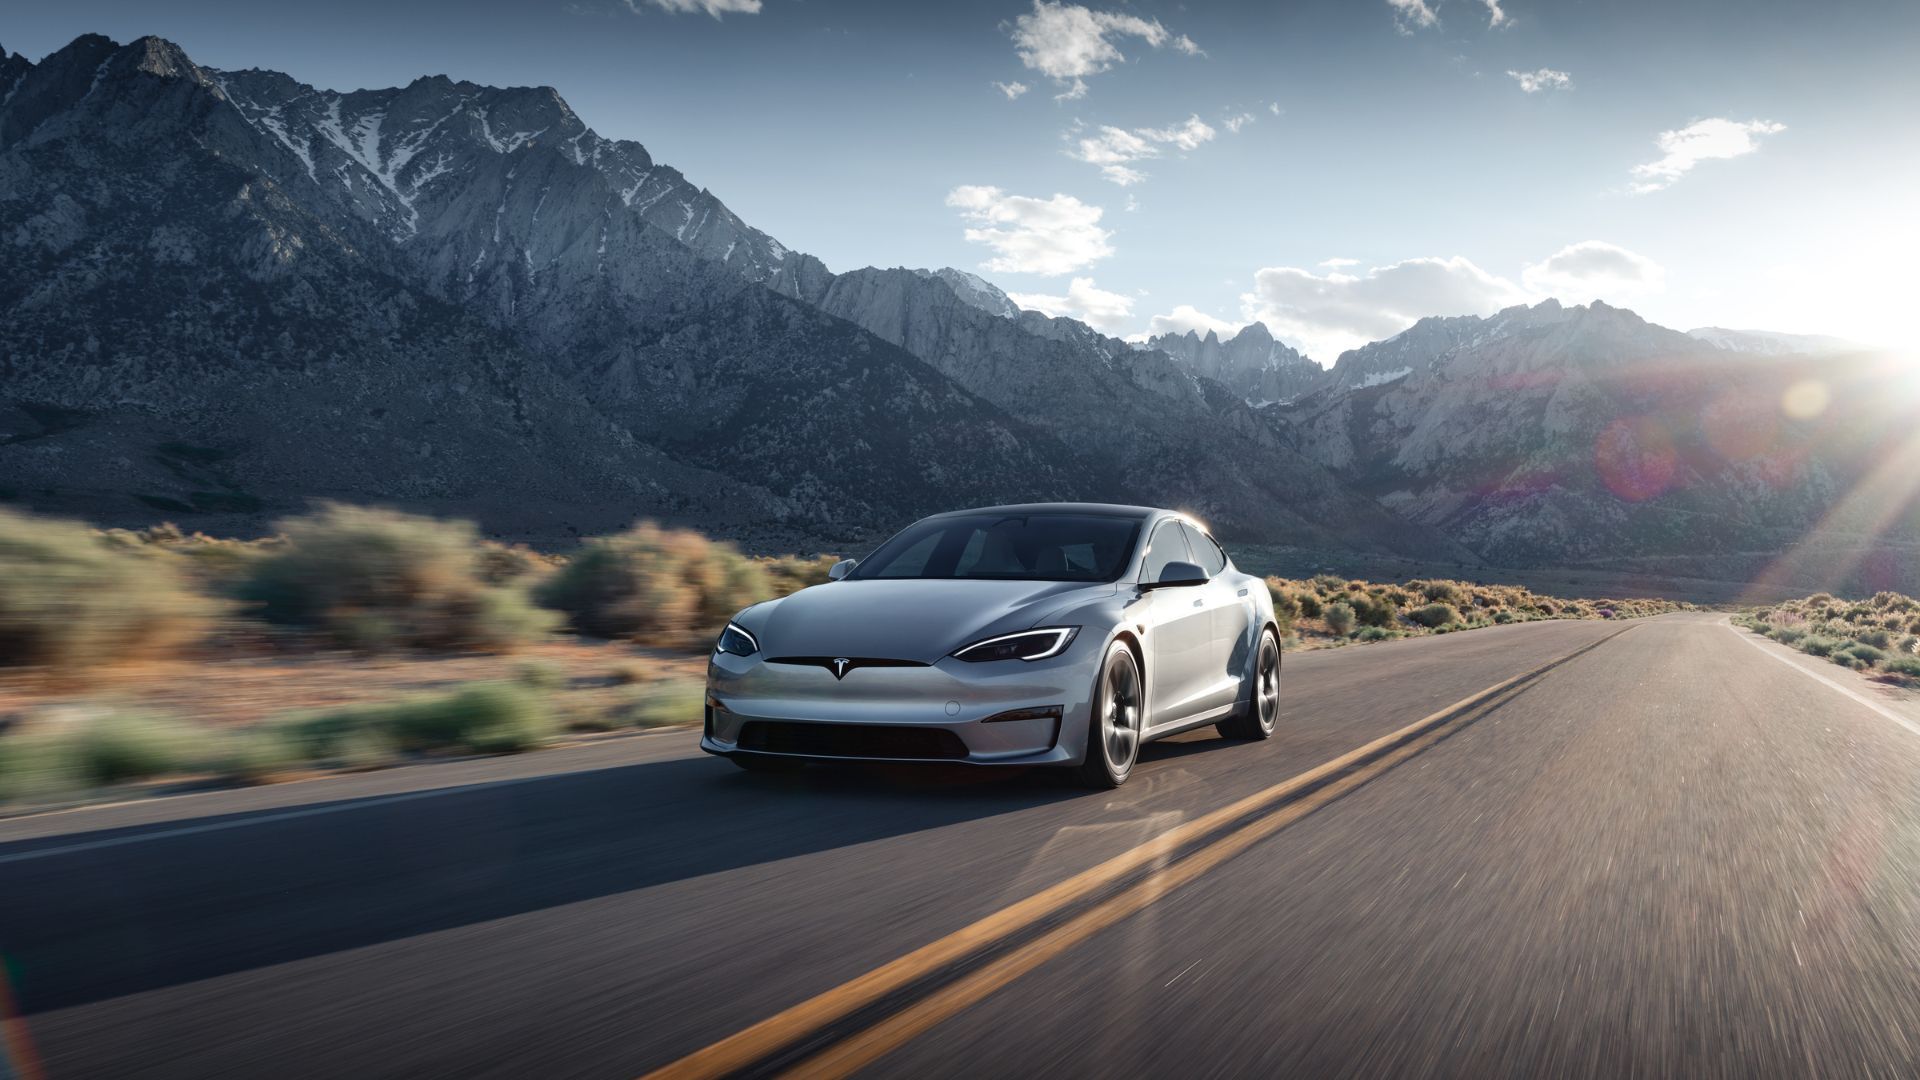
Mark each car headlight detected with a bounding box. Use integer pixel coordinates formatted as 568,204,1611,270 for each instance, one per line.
715,622,760,657
952,627,1079,663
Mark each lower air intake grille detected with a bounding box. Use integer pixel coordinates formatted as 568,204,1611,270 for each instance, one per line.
736,721,969,761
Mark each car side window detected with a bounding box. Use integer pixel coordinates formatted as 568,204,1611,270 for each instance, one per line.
1180,522,1227,577
1139,520,1193,584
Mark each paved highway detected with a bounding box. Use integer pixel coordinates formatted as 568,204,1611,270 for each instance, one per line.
5,613,1919,1079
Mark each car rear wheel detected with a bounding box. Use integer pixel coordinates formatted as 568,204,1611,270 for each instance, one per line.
1218,628,1281,740
1073,641,1142,789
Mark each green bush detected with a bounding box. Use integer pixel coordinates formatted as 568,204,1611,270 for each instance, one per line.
279,682,555,760
1857,629,1895,650
539,521,772,646
1799,636,1844,658
240,505,556,652
1417,580,1465,606
1772,626,1808,644
1408,603,1463,629
1296,592,1323,619
1355,626,1399,642
514,659,568,691
1884,657,1920,679
1843,643,1887,666
1323,601,1356,636
1493,610,1516,624
1311,574,1347,594
624,678,706,728
1265,580,1300,627
0,710,211,800
1349,594,1397,628
0,509,213,670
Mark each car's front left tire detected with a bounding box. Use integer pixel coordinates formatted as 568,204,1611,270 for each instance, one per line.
1073,640,1143,789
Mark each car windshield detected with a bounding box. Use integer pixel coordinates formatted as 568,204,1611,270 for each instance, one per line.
850,513,1142,582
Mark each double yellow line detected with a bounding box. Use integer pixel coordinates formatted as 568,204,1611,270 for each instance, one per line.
646,626,1632,1080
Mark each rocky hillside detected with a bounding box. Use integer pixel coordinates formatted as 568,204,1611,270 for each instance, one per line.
1144,322,1324,405
1278,300,1916,572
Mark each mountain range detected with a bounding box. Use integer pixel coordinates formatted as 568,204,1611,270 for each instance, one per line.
2,34,1913,586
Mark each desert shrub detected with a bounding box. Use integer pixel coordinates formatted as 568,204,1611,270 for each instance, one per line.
1296,591,1323,618
608,660,654,685
1773,626,1809,645
1408,603,1462,629
241,505,556,652
1265,580,1301,626
1324,602,1357,636
1417,580,1465,606
758,554,840,596
1884,657,1920,679
1856,628,1895,650
539,522,771,646
1493,611,1516,624
624,678,706,728
1843,643,1887,665
1311,574,1347,594
476,542,549,585
1349,594,1397,628
0,509,213,671
0,710,212,800
279,682,553,760
1355,626,1399,642
1799,636,1844,657
513,659,567,691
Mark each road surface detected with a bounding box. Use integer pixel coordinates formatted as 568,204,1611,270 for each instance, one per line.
4,612,1919,1079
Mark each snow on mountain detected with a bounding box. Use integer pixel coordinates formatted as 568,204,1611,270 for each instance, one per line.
1687,327,1861,356
1145,322,1325,405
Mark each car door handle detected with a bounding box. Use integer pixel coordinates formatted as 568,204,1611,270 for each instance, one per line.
1236,588,1249,597
1192,598,1205,608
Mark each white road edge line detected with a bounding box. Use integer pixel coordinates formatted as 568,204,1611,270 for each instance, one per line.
1725,622,1920,739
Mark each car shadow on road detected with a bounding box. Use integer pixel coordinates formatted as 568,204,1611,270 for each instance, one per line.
1,743,1235,1015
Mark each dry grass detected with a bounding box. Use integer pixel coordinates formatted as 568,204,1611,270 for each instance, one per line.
1266,575,1688,649
1736,591,1920,685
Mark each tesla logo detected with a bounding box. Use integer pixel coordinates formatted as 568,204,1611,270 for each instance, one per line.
832,658,851,679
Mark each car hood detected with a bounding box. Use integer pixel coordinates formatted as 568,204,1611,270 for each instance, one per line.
745,579,1113,663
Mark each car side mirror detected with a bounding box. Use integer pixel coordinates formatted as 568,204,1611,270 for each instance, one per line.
827,558,858,581
1142,560,1209,590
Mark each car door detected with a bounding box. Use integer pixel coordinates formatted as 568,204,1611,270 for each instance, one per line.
1179,521,1249,714
1136,519,1214,729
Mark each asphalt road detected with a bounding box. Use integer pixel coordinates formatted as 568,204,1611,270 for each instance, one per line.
5,612,1920,1079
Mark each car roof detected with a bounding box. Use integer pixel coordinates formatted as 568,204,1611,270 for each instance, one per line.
922,502,1173,522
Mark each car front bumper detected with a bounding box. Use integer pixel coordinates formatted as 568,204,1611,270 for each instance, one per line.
701,645,1102,766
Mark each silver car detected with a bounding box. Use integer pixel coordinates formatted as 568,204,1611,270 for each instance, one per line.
702,503,1282,787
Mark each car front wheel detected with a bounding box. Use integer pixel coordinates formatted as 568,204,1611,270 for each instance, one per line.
1073,640,1143,789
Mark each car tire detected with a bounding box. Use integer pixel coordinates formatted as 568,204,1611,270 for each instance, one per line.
1217,627,1281,740
731,754,805,774
1073,640,1143,789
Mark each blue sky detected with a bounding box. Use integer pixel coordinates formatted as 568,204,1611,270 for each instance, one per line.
8,0,1917,360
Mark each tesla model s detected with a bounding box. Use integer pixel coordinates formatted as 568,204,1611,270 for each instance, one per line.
702,503,1282,787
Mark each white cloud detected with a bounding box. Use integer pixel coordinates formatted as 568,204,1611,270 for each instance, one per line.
1521,240,1665,299
630,0,760,16
1143,304,1243,340
1068,114,1217,185
1483,0,1509,27
1010,1,1202,99
1240,256,1531,361
1267,101,1283,116
993,80,1031,100
1387,0,1439,32
1508,68,1571,93
1319,257,1360,269
946,185,1115,276
1008,277,1135,332
1629,117,1785,194
1224,112,1255,134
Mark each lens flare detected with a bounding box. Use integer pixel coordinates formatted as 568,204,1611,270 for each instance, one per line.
1782,379,1831,420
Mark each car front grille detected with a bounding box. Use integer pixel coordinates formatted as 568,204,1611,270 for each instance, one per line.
735,721,969,761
